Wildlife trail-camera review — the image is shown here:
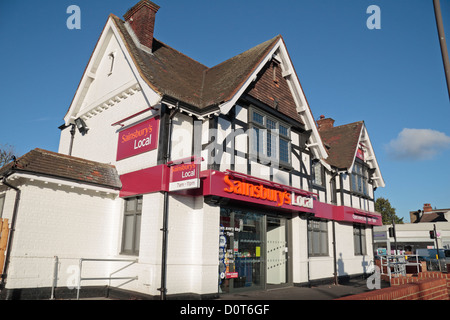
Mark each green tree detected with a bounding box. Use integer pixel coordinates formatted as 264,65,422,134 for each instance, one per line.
0,144,16,168
375,197,404,225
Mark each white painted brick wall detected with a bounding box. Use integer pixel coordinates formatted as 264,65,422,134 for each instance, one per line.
4,180,121,291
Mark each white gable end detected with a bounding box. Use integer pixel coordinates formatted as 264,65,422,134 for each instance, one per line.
80,33,136,115
63,17,161,126
350,124,385,188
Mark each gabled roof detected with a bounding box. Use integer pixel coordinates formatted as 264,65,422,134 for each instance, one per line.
319,121,364,170
112,15,281,111
319,120,385,188
64,10,329,160
0,149,122,190
417,211,448,223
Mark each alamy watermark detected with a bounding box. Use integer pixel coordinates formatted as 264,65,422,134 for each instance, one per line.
67,5,81,30
66,264,80,289
66,5,380,31
367,5,381,30
366,266,381,290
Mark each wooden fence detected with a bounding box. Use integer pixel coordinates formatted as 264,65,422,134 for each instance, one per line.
0,218,10,276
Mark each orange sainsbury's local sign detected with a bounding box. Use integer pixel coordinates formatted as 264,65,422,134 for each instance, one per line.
223,174,313,209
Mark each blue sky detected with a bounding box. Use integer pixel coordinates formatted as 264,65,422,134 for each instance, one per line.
0,0,449,222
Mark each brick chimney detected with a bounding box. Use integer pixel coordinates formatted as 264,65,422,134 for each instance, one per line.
317,115,335,131
423,203,433,213
124,0,160,51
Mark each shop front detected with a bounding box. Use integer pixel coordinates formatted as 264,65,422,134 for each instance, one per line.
119,165,383,295
201,168,382,293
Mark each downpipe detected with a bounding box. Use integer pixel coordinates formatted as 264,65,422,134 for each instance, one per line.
0,176,21,297
159,103,180,300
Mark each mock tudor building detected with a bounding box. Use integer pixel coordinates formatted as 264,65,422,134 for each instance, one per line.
0,1,385,299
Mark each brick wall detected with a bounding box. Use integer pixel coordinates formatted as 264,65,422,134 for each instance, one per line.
337,272,450,300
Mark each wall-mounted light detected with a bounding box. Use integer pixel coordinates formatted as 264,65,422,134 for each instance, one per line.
75,118,89,135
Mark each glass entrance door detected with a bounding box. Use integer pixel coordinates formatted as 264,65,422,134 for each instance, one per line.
219,208,290,294
219,208,264,294
266,217,288,286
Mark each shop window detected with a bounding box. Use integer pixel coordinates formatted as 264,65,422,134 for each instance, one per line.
249,108,291,165
0,195,4,218
353,224,367,256
311,160,325,187
121,196,142,255
307,219,328,257
351,161,369,196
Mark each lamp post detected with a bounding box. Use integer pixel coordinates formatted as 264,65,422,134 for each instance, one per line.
433,0,450,101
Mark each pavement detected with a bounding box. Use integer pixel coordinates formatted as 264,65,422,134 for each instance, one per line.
75,277,389,301
215,277,388,300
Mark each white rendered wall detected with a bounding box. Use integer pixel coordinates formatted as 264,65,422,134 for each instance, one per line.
58,30,160,175
291,216,374,284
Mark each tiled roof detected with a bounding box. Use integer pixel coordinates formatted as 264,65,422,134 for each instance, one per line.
202,36,281,107
319,121,364,169
0,148,122,190
111,16,290,117
418,211,448,223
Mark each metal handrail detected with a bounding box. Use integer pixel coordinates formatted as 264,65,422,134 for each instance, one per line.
77,258,138,300
378,254,421,283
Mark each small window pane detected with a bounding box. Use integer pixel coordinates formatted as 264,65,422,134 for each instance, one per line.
320,232,328,254
125,199,135,212
134,214,141,252
279,139,289,163
252,127,261,154
267,118,276,130
253,112,264,125
279,125,288,137
123,215,135,252
267,133,276,157
312,162,323,186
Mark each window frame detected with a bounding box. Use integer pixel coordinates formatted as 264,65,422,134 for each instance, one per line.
311,160,325,187
248,107,292,166
121,196,142,256
307,219,329,257
353,224,367,256
351,160,369,197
